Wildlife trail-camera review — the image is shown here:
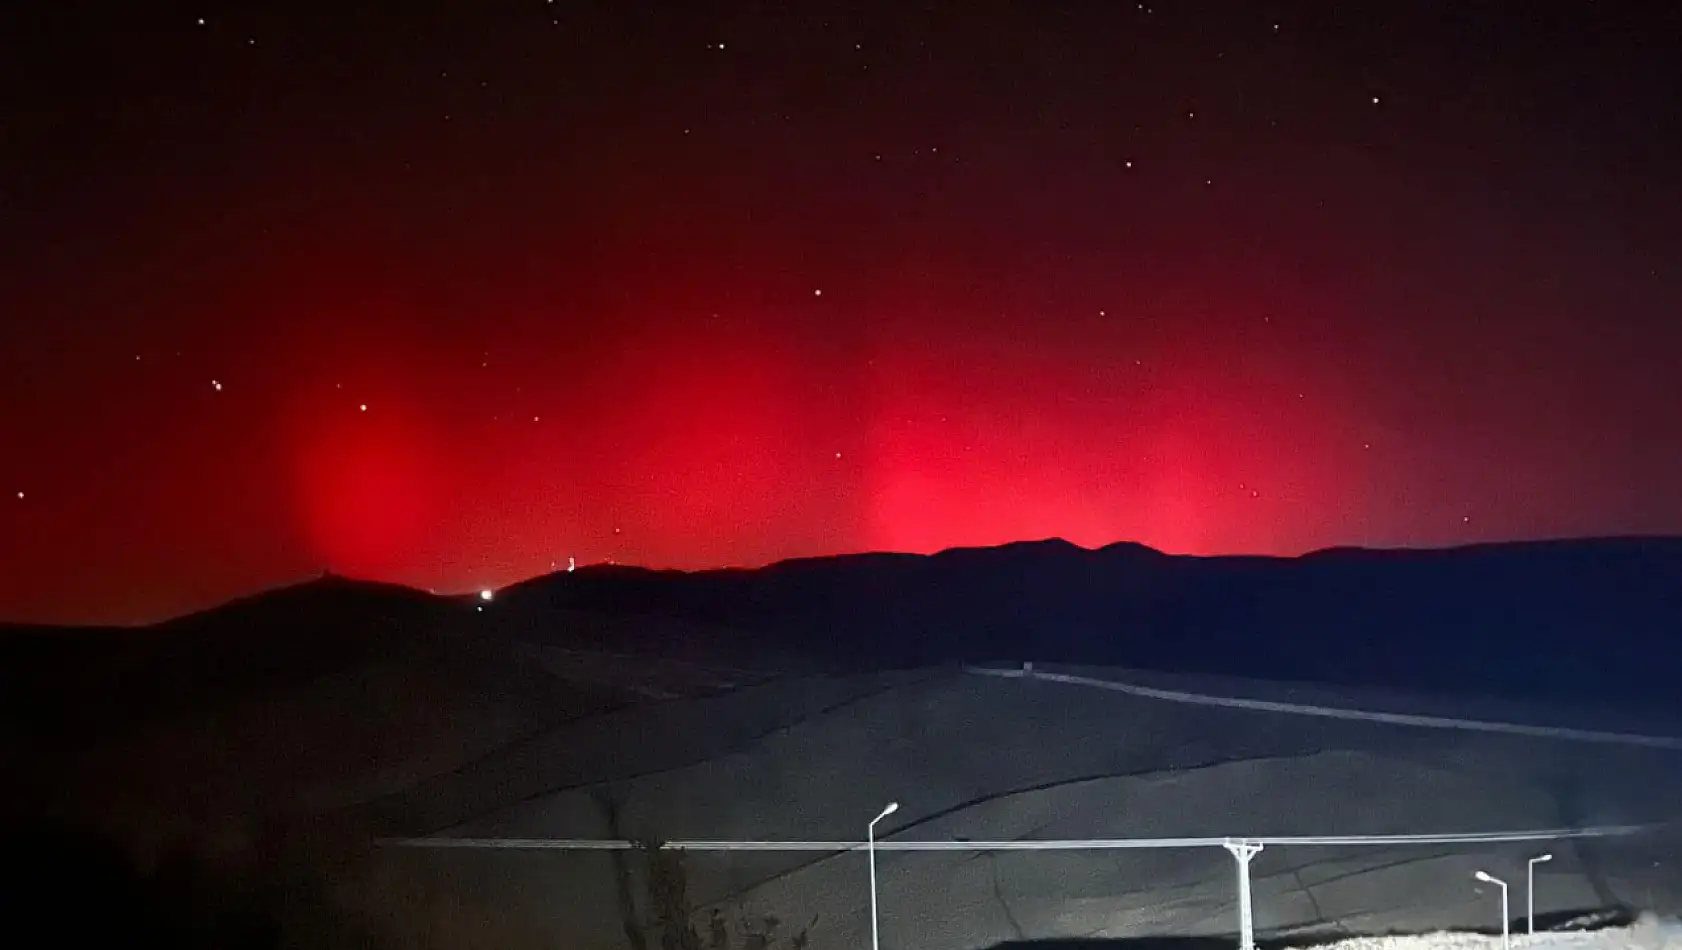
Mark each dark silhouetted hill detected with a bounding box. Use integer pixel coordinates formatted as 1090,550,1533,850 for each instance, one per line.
0,574,468,743
5,537,1682,758
486,536,1682,704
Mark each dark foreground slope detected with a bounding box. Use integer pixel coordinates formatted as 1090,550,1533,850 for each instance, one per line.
2,538,1681,950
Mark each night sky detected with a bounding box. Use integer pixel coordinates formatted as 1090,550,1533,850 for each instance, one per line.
4,2,1682,625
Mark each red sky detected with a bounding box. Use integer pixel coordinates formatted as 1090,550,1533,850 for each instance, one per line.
4,2,1682,624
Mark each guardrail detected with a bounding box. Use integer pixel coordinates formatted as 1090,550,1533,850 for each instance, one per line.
379,824,1658,950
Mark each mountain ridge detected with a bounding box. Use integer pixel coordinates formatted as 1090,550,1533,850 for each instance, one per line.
3,535,1679,740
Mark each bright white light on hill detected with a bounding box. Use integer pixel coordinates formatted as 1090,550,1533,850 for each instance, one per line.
479,589,494,601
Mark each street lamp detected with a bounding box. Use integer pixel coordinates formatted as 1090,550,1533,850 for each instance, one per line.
1474,870,1510,950
869,803,899,950
1527,854,1553,935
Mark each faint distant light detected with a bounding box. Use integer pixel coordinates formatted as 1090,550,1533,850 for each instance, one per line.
1372,96,1381,104
479,589,494,602
814,288,823,296
211,379,222,391
14,491,22,500
196,17,206,26
359,404,368,412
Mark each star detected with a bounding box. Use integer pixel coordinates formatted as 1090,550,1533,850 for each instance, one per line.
359,404,368,412
14,492,22,500
211,380,222,391
813,288,823,297
196,17,206,26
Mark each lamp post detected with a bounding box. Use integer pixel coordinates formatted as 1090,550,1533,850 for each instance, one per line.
1527,854,1553,935
1475,871,1510,950
869,803,899,950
